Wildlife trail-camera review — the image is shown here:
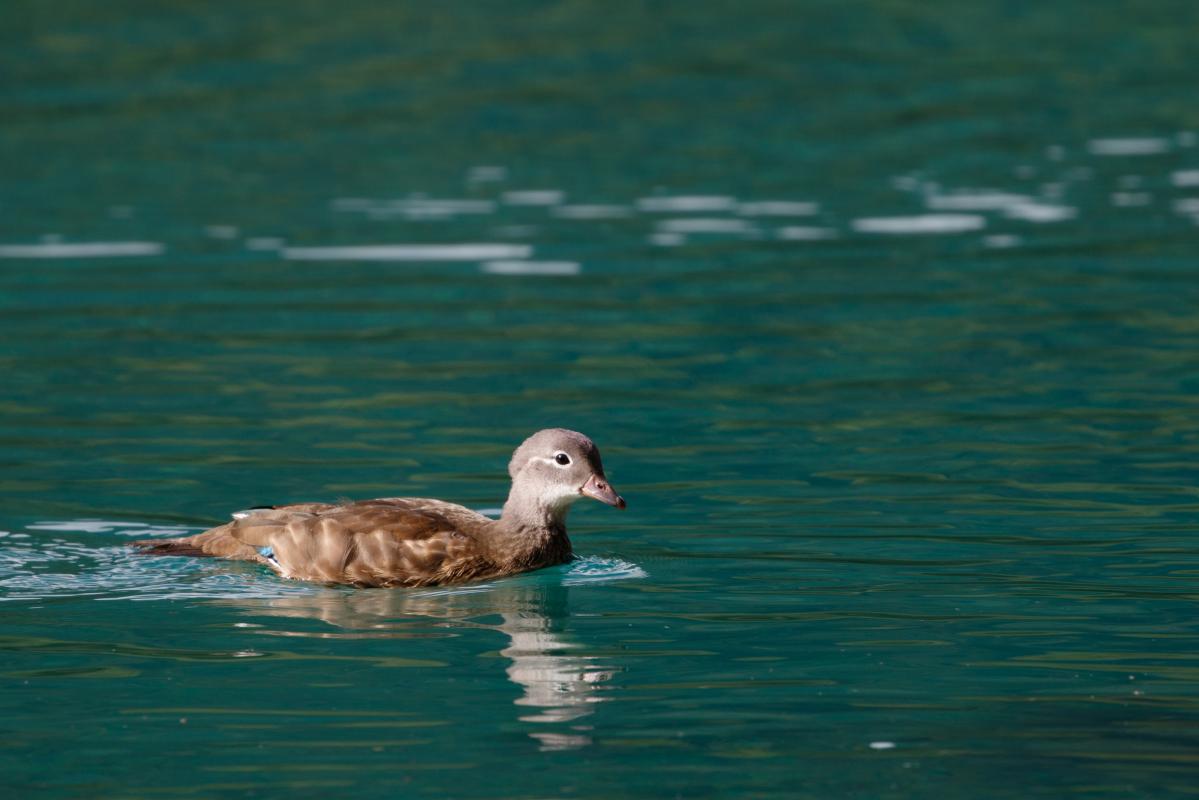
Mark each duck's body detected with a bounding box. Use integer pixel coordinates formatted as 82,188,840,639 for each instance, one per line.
139,497,572,588
133,429,624,588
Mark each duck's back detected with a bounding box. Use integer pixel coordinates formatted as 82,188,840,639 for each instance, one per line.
137,499,501,588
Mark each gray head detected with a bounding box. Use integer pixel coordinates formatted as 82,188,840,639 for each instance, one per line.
507,428,626,514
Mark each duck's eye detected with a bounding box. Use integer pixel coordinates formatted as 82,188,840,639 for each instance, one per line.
554,452,571,466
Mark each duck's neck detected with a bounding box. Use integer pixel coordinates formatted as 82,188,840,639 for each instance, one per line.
492,483,574,567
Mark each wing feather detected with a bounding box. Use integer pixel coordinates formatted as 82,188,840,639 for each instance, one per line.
136,498,498,587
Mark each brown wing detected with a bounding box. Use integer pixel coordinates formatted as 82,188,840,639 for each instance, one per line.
134,498,499,587
233,499,497,588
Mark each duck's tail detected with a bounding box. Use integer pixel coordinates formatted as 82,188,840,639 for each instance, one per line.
131,538,215,558
130,523,265,562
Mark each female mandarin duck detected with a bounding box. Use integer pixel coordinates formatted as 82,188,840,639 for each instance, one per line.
134,429,625,588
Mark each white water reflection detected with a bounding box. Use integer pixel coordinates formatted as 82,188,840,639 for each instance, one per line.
1173,170,1199,187
4,130,1196,268
925,190,1034,211
852,214,985,235
466,165,508,184
656,218,756,234
636,195,736,213
737,200,819,216
1088,138,1172,156
777,225,838,241
204,225,239,240
283,243,532,261
28,520,151,534
649,232,685,247
552,204,632,219
1002,201,1077,223
1173,198,1199,222
983,234,1022,249
1110,192,1151,207
922,188,1077,225
481,260,580,275
0,241,165,258
332,197,497,220
502,190,565,206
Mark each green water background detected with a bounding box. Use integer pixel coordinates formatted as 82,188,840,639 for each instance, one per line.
4,1,1199,797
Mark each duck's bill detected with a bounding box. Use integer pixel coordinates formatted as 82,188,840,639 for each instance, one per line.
580,474,627,509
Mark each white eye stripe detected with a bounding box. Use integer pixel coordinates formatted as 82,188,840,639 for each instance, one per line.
530,454,573,468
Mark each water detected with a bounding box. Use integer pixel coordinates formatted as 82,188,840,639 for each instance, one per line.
4,2,1199,796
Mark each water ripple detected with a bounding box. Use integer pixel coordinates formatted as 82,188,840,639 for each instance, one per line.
0,520,646,603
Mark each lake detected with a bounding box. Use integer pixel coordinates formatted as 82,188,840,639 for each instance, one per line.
3,2,1199,797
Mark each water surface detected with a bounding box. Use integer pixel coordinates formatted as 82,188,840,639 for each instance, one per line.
4,2,1199,797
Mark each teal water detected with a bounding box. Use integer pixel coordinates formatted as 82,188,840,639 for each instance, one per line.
4,2,1199,797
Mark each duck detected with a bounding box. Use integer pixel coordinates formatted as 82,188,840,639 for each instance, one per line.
133,428,625,588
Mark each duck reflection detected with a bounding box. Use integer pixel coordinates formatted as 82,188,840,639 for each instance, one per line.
217,581,614,751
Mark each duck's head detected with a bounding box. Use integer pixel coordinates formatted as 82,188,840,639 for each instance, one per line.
507,428,626,518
